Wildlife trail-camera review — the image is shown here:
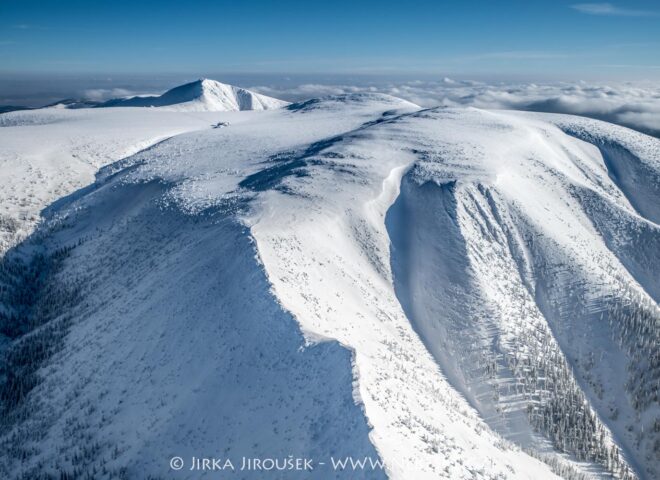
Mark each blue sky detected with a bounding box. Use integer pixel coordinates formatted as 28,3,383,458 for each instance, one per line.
1,0,659,78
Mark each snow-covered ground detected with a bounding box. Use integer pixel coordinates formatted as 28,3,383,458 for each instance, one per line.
0,107,225,252
0,82,658,479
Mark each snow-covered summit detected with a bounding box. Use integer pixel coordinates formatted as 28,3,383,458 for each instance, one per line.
100,78,289,111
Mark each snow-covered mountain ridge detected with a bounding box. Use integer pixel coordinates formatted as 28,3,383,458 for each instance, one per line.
0,88,657,479
99,78,289,111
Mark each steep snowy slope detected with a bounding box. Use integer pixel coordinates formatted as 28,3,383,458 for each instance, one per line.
100,79,289,111
0,95,658,479
241,107,657,480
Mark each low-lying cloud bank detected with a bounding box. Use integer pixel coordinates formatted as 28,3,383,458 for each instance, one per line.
252,79,660,137
2,75,658,138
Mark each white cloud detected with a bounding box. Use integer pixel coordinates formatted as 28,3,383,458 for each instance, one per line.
571,3,659,17
82,88,152,101
251,79,660,136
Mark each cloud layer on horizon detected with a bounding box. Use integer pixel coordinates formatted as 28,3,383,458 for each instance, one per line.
3,76,658,138
251,79,660,137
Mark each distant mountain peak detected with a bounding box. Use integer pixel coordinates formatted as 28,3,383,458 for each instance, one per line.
99,79,289,112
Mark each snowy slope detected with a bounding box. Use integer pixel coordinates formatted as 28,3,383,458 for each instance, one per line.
99,79,289,111
0,94,658,479
0,106,252,252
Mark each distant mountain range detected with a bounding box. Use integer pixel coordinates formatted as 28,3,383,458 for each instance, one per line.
0,79,288,113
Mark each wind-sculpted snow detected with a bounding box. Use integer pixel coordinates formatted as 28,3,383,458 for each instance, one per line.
0,93,658,479
524,112,660,224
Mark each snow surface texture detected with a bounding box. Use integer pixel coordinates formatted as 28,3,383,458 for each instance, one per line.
0,107,225,253
0,82,658,479
100,79,289,111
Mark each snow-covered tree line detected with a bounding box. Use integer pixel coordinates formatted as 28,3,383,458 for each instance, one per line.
486,307,636,479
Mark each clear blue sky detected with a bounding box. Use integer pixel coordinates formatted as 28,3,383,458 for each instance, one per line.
1,0,659,78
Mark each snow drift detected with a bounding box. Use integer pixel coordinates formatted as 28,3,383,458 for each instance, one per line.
0,88,658,479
